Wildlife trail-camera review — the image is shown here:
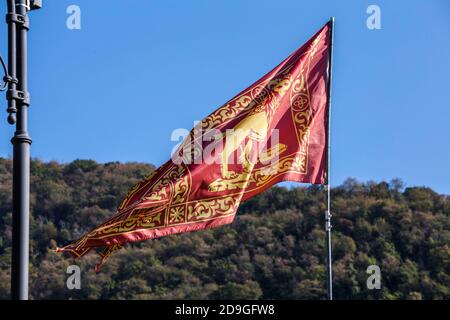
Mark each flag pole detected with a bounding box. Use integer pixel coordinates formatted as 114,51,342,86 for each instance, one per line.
325,16,335,301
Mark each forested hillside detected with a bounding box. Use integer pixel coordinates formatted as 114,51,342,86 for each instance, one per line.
0,158,448,299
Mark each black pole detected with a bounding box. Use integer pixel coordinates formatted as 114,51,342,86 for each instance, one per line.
10,0,31,300
5,0,41,300
325,17,335,301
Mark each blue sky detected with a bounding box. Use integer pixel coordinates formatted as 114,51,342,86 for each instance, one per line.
0,0,449,194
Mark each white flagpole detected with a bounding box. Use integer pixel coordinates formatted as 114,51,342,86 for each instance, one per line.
325,16,335,301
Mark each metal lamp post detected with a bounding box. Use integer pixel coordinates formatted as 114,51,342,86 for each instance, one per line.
3,0,41,300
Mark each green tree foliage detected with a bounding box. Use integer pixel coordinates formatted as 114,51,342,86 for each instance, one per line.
0,158,448,299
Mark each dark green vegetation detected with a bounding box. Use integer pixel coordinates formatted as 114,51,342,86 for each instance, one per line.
0,158,449,299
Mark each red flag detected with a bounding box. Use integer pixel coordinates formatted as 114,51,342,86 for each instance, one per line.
57,22,332,271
